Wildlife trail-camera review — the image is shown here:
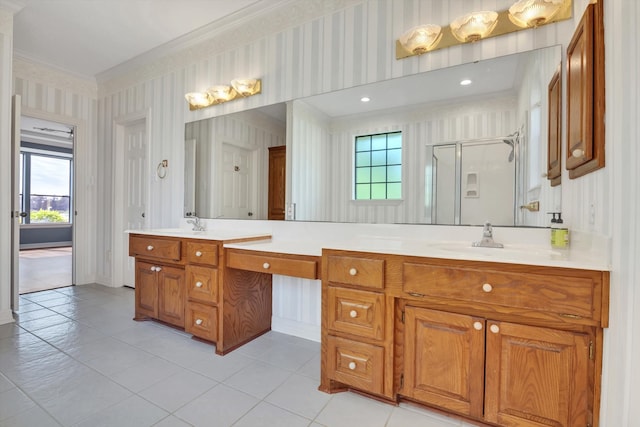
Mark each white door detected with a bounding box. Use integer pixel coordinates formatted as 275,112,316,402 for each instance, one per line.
10,96,21,310
122,121,148,287
221,143,253,218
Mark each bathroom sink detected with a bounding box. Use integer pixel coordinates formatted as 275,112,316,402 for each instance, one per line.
428,242,564,259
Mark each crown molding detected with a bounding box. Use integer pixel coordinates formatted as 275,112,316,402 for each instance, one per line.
98,0,363,96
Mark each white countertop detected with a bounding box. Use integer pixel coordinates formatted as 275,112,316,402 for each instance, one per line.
226,237,610,270
127,228,271,242
130,226,611,271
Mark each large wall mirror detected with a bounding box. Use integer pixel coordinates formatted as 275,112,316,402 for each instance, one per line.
185,44,561,227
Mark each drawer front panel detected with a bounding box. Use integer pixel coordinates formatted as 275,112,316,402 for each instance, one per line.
327,335,384,395
227,251,318,279
326,255,384,289
186,265,218,303
130,236,181,261
185,301,218,342
327,287,384,340
185,241,218,266
403,262,597,320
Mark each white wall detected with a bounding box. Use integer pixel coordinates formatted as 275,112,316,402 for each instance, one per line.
3,0,638,424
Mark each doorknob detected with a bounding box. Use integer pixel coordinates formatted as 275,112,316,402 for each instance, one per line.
19,212,27,217
141,212,145,218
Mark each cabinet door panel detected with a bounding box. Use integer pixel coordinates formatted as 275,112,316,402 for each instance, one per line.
485,321,590,427
403,307,484,418
158,265,185,327
135,261,158,319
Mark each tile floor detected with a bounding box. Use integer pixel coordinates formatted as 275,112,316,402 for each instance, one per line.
19,247,72,294
0,284,479,427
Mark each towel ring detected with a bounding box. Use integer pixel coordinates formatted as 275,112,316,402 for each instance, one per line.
157,160,168,179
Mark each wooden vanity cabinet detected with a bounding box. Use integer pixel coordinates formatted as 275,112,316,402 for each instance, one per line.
320,249,609,427
320,252,394,399
131,235,185,328
566,1,605,179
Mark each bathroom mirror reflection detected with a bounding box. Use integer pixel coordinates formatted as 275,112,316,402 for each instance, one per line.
185,45,561,226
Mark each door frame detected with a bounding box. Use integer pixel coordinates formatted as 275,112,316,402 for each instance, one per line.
112,109,151,288
14,106,82,300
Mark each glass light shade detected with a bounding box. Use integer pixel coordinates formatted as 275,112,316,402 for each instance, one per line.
230,79,261,96
207,85,237,102
399,25,443,55
508,0,564,28
450,11,499,43
184,92,212,108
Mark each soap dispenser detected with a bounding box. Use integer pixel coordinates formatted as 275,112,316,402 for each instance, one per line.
550,212,569,249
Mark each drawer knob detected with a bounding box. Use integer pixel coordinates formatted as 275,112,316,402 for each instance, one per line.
150,266,157,272
195,281,203,288
263,262,270,269
473,321,483,331
155,267,162,272
348,361,357,370
349,310,358,318
195,251,203,257
482,283,493,293
490,324,500,334
147,245,154,251
349,268,357,276
195,319,203,325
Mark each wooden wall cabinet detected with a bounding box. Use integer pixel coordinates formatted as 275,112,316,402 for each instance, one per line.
566,1,605,179
320,249,609,427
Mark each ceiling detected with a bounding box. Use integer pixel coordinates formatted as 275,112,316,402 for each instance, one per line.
8,0,265,78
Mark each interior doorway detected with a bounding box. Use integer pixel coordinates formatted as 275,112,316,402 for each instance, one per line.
17,116,75,294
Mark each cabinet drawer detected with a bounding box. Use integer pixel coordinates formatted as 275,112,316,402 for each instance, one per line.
227,250,318,279
326,335,384,395
326,255,384,289
129,236,181,262
327,287,384,340
186,265,218,304
403,262,599,321
185,301,218,342
185,241,218,266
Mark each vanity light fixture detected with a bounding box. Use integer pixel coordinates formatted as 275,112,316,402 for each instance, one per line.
185,78,262,110
450,11,498,43
508,0,565,28
230,78,262,97
398,24,443,55
396,0,571,60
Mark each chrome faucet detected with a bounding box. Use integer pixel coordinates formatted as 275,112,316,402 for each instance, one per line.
186,216,205,232
472,222,504,248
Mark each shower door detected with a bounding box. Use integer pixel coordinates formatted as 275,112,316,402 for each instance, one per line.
428,140,516,226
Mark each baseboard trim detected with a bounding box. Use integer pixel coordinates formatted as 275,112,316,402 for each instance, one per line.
0,309,15,326
271,316,320,342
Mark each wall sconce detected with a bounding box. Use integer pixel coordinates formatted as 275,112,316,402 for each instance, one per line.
185,78,262,111
396,0,571,60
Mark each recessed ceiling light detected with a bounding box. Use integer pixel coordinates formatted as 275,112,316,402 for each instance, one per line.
360,97,371,102
460,79,472,86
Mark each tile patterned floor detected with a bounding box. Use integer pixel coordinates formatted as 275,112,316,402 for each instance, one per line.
0,284,479,426
19,247,72,294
